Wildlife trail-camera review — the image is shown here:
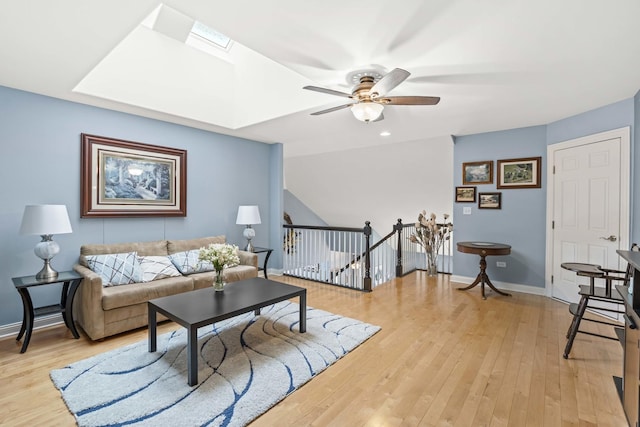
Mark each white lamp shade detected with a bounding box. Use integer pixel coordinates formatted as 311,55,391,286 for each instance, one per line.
236,205,261,225
20,205,72,235
351,102,384,122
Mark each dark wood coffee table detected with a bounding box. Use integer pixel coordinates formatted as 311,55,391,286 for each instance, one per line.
148,277,306,386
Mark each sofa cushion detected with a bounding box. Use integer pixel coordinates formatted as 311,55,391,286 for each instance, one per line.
138,255,182,282
80,240,168,266
168,250,214,275
85,252,143,286
101,276,194,310
167,236,225,254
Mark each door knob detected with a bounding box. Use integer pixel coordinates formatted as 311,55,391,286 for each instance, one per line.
599,235,617,242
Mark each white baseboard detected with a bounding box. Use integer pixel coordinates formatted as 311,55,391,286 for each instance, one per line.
266,269,283,277
450,275,547,296
0,275,549,338
0,313,64,340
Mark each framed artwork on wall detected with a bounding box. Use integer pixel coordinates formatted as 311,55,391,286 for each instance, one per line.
462,160,493,185
455,186,476,203
81,134,187,218
497,156,542,189
478,192,502,209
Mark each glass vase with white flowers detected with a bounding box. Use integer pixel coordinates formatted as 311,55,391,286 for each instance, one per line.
198,243,240,291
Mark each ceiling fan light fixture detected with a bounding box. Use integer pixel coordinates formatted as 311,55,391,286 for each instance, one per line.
351,102,384,122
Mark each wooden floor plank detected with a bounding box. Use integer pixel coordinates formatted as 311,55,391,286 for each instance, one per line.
0,272,627,426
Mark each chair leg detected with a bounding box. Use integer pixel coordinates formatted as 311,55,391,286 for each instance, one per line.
566,311,578,339
564,295,589,359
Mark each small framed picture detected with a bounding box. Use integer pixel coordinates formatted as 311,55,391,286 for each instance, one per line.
462,161,493,185
478,192,502,209
497,156,542,189
455,186,476,203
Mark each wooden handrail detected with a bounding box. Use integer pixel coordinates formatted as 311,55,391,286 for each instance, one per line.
282,218,453,290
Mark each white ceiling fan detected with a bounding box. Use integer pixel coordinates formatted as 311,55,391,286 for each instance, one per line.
303,68,440,123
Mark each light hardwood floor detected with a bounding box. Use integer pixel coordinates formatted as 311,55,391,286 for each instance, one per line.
0,273,627,426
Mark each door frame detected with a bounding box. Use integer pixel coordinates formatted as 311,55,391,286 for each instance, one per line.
545,126,631,297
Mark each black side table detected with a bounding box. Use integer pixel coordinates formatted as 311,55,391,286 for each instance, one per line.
252,247,273,279
12,270,83,353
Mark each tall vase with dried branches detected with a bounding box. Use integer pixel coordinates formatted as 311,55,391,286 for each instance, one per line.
409,211,453,275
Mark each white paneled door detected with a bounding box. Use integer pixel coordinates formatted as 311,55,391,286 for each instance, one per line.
549,128,630,306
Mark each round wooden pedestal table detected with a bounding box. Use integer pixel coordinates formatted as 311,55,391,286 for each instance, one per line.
457,242,512,299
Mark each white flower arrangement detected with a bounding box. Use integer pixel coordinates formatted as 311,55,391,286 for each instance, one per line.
198,243,240,272
409,211,453,273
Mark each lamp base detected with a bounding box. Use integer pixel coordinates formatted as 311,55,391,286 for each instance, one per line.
243,225,256,252
34,236,60,280
36,260,58,281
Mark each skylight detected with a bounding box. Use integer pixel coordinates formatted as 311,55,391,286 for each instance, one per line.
191,21,232,50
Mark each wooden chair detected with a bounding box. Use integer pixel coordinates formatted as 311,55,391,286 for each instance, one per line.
563,244,639,359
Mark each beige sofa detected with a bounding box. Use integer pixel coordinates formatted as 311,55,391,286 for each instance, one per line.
73,235,258,340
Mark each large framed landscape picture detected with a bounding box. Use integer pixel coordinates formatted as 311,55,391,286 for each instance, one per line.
497,156,541,189
462,160,493,185
81,134,187,217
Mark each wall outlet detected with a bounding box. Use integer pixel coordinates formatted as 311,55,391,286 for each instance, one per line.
463,207,472,215
496,261,507,268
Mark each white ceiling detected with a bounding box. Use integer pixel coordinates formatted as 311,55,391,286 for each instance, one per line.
2,0,640,158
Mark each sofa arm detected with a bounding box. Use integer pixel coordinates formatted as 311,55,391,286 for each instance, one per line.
238,250,258,269
73,264,107,340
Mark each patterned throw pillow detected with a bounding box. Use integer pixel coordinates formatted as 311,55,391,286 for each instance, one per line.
168,250,214,275
138,256,182,282
85,252,143,286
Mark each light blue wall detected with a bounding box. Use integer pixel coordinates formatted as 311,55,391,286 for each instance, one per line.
452,96,638,288
453,126,548,287
546,98,634,145
634,91,640,241
0,85,280,327
269,143,284,270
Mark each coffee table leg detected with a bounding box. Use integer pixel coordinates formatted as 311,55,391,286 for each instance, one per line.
188,326,198,386
148,305,157,353
299,291,307,333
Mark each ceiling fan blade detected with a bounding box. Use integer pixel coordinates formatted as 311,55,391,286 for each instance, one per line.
382,96,440,105
310,103,353,115
303,85,353,98
369,68,411,98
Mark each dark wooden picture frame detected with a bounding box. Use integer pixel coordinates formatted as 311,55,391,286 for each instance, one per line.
462,160,493,185
455,186,476,203
81,134,187,218
497,156,542,189
478,192,502,209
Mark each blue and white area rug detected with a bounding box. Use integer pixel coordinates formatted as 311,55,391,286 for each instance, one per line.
50,301,380,427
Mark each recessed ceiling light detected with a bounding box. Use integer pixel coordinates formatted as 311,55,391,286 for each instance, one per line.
380,131,391,137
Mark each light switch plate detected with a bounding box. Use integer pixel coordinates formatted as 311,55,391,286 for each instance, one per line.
463,207,471,215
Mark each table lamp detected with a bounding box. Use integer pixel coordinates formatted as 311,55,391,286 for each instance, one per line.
20,204,73,280
236,205,261,252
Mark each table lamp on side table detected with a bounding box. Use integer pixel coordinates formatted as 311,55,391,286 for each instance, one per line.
236,205,261,252
19,204,72,280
